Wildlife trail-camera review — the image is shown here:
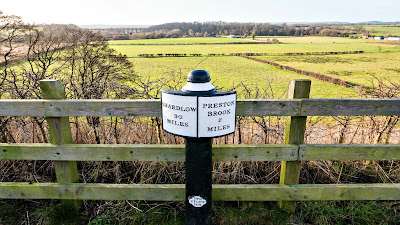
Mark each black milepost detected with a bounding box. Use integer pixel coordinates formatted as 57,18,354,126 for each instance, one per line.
185,137,212,225
187,69,211,83
161,69,236,225
185,70,212,225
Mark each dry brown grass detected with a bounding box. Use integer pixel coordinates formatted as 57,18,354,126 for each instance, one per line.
2,115,400,186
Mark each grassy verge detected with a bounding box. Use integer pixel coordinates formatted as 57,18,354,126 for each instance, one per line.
296,201,400,225
2,200,399,224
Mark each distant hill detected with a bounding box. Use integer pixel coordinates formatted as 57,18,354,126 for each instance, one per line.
365,21,385,24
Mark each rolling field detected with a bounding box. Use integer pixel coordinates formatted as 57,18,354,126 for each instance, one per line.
362,25,400,36
131,56,358,98
109,37,400,57
111,40,398,57
110,36,400,97
257,52,400,87
109,37,256,45
258,36,373,43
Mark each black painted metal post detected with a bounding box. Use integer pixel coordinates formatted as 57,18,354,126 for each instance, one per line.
185,137,212,225
161,69,236,225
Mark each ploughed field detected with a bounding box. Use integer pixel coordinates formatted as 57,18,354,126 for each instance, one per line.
109,36,400,98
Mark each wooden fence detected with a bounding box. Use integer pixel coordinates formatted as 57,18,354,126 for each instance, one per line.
1,79,400,213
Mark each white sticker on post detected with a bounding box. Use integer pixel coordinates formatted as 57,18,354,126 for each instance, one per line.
161,92,197,137
198,94,236,137
188,196,207,207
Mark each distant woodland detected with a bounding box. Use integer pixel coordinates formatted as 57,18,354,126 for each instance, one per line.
146,22,358,36
111,22,367,40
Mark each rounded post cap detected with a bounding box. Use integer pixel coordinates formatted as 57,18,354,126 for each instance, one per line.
187,69,211,83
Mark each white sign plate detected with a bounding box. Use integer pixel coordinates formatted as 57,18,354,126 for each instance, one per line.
161,92,197,137
188,196,207,207
198,94,236,137
161,92,236,138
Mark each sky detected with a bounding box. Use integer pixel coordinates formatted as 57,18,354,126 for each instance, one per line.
2,0,400,26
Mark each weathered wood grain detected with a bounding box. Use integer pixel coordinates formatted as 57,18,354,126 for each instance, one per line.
40,79,81,208
301,99,400,116
2,143,399,161
0,99,161,117
0,182,185,201
235,99,301,116
0,99,300,117
2,98,399,117
213,183,400,201
299,144,400,161
0,143,298,162
213,144,298,161
279,79,311,212
1,182,399,201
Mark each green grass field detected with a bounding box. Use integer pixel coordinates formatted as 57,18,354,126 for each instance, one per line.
111,37,399,57
362,25,400,36
131,56,358,98
257,52,400,87
109,36,400,97
258,36,373,43
109,37,256,45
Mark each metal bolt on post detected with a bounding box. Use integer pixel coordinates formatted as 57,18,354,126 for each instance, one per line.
161,70,236,225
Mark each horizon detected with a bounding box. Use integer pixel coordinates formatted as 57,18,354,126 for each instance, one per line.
2,0,400,26
76,20,399,28
74,21,400,31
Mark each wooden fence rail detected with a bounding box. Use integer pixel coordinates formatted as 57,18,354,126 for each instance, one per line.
1,143,400,162
1,79,400,214
1,183,400,201
1,98,400,117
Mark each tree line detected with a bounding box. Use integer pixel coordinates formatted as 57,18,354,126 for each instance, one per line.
139,22,360,38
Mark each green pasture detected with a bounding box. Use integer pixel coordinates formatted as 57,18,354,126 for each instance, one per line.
362,25,400,36
257,52,400,87
344,25,400,36
131,56,358,98
109,37,255,45
111,37,399,57
109,36,400,95
258,36,372,43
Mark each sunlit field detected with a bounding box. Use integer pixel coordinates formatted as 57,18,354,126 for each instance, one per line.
362,25,400,36
131,56,358,98
257,52,400,87
109,37,256,45
110,36,399,57
110,36,400,97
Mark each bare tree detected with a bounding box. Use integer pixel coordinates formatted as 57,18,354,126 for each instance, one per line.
1,15,137,144
369,77,400,144
0,11,26,142
62,29,136,144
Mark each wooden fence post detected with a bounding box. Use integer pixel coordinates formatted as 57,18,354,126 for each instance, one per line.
278,79,311,213
40,79,82,208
